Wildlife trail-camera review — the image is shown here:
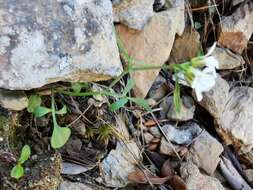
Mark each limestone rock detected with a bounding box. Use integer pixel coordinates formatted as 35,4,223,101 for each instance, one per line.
168,27,202,64
217,87,253,153
212,46,245,70
186,131,224,175
166,96,195,121
159,137,180,156
195,75,230,119
180,162,225,190
149,126,162,138
101,141,141,187
0,90,28,111
144,132,154,144
161,123,202,145
198,75,253,154
148,75,168,101
117,0,185,97
113,0,154,30
0,0,122,90
59,181,94,190
218,2,253,54
160,96,195,121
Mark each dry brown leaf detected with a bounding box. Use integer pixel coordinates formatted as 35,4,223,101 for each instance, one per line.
168,175,187,190
128,170,170,185
160,159,174,177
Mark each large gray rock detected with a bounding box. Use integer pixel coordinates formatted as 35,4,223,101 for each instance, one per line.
196,75,253,153
0,89,28,111
180,162,225,190
166,96,195,121
117,0,185,97
161,123,201,145
186,130,224,175
196,75,230,119
212,46,245,70
218,1,253,54
59,181,95,190
113,0,155,30
0,0,122,90
101,141,141,187
217,87,253,153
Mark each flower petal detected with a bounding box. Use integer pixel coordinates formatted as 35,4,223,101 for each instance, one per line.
203,66,217,78
206,42,217,56
195,89,203,101
204,56,219,69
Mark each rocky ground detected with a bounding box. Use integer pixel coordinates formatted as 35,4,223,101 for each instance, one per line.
1,0,253,190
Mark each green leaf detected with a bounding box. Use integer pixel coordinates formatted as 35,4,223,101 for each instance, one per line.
27,95,41,113
34,106,52,117
130,98,151,111
71,83,87,93
51,124,71,149
173,81,182,113
123,79,135,95
55,105,67,115
18,145,31,164
11,164,24,179
110,98,128,112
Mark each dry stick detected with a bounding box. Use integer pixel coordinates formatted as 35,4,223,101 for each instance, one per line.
141,107,181,160
67,103,93,127
121,139,155,188
150,112,182,161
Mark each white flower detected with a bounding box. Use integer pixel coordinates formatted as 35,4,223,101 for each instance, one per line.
206,42,217,57
172,42,219,102
192,42,219,73
203,56,219,77
191,68,216,101
173,67,217,101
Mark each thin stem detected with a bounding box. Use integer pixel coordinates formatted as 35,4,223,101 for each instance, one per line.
59,90,121,98
51,93,57,125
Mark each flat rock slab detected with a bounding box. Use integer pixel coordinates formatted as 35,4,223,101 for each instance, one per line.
212,46,245,70
195,75,253,154
0,0,122,90
0,89,28,110
101,141,141,187
186,130,224,175
218,2,253,54
113,0,155,30
217,87,253,153
180,162,225,190
117,0,185,97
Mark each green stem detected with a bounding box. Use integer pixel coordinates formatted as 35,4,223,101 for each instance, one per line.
132,64,173,71
59,90,123,98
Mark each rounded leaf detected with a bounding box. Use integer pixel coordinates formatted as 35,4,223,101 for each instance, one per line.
51,125,71,149
18,145,31,164
27,95,41,113
11,165,24,179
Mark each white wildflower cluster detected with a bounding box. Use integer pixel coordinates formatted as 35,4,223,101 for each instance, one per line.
173,42,219,101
